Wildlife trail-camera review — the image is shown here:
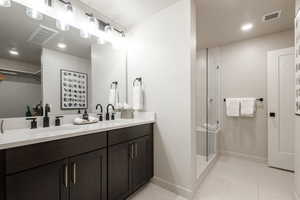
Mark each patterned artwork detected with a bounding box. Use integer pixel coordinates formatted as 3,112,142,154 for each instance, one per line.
296,11,300,115
60,69,88,110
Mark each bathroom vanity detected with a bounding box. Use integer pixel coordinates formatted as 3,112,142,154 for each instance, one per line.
0,122,154,200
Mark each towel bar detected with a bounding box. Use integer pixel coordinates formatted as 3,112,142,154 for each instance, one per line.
223,98,264,102
110,81,118,89
133,77,142,86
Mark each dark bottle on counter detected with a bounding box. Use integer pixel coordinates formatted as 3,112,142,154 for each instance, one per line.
83,109,89,121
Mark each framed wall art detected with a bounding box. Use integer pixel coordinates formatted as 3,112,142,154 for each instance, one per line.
60,69,88,110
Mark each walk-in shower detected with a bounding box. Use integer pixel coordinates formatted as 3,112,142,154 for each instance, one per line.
196,47,221,178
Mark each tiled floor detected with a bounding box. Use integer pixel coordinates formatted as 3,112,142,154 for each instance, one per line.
194,155,294,200
128,183,186,200
130,155,295,200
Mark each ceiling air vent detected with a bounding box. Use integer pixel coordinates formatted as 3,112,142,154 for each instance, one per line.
262,10,282,22
27,25,58,46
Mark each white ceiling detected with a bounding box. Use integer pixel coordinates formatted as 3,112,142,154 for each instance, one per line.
79,0,294,48
196,0,295,48
79,0,181,28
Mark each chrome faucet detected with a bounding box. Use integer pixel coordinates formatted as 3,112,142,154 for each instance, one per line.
1,120,4,134
106,104,115,121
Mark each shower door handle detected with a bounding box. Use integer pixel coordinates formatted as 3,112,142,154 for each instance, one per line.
269,112,276,117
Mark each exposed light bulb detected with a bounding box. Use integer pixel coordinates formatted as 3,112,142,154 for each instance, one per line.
56,20,70,31
86,14,98,34
44,0,52,7
56,2,73,31
26,7,43,20
0,0,11,7
104,25,114,42
104,25,113,34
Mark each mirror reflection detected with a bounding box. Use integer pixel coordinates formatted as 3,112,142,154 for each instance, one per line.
0,2,127,118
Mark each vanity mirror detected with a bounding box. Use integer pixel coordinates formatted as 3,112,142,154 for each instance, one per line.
0,1,127,118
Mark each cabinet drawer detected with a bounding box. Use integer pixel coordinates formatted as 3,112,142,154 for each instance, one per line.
108,124,153,146
5,132,107,174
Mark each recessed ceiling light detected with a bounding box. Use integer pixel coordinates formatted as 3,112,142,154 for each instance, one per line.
9,49,19,56
57,43,67,49
241,23,253,32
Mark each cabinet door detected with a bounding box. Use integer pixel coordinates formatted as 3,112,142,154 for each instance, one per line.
131,136,152,191
69,149,107,200
108,142,132,200
6,160,68,200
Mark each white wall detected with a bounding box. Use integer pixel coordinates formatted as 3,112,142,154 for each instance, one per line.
295,0,300,198
127,0,196,196
0,58,41,118
91,44,127,111
220,30,294,160
42,48,91,115
0,76,41,118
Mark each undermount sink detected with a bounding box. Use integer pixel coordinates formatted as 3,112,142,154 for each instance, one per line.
27,125,80,134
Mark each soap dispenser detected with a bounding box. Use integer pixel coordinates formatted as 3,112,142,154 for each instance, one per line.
26,118,37,129
83,109,89,121
55,116,64,126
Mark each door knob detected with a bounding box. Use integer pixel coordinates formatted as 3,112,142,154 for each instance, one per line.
269,112,276,117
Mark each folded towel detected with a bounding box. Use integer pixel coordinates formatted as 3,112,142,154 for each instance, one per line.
226,98,240,117
241,98,256,117
108,89,116,105
133,84,144,111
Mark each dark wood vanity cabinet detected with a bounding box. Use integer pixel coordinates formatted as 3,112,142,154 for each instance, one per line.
6,159,69,200
108,124,153,200
69,149,107,200
0,123,153,200
5,149,107,200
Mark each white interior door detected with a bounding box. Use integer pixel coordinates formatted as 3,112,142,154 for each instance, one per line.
267,47,295,171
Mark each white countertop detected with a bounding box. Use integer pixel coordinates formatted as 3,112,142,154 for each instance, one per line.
0,118,155,150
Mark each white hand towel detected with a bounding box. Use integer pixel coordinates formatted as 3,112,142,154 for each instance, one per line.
133,84,144,111
108,88,116,105
241,98,256,117
226,98,240,117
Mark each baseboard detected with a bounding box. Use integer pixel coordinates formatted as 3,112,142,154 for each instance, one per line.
220,151,267,163
295,191,300,200
191,154,219,199
151,176,193,199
